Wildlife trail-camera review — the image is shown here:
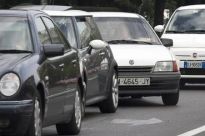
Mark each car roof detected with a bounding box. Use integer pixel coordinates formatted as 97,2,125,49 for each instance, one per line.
43,10,92,17
90,12,141,18
11,5,72,11
0,9,43,17
177,4,205,10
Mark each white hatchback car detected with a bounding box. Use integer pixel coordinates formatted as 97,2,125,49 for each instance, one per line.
92,12,181,105
155,5,205,87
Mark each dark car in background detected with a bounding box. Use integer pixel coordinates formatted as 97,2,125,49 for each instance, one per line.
44,10,119,114
0,10,83,136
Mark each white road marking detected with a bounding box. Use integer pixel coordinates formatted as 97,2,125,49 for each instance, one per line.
178,125,205,136
111,118,162,126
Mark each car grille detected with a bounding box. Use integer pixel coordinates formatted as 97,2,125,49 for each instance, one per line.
117,66,153,76
180,68,205,75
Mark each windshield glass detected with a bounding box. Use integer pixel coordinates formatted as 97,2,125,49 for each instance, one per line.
94,17,161,45
166,9,205,33
0,17,32,51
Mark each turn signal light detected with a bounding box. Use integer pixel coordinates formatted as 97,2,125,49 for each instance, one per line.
173,61,179,72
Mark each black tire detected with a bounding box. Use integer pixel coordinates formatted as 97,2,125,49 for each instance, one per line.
56,87,82,135
162,91,179,106
99,71,119,113
25,92,42,136
81,81,86,118
180,80,186,89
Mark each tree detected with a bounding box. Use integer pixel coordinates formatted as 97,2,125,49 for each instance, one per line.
154,0,166,26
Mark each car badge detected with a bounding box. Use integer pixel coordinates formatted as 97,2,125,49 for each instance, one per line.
129,60,134,65
193,53,197,58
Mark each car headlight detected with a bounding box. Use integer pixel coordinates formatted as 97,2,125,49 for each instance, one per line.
153,61,179,72
0,73,20,96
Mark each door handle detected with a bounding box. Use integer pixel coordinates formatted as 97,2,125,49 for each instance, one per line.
99,52,105,56
83,58,87,62
59,63,64,68
72,60,77,64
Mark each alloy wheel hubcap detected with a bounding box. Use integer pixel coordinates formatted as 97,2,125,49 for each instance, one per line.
34,99,41,136
75,91,82,128
112,73,119,108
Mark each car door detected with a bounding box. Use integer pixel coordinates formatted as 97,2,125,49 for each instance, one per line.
53,21,80,117
42,16,79,121
87,17,110,95
75,16,100,100
35,17,65,123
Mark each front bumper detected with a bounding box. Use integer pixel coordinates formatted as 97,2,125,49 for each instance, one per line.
118,72,180,96
0,100,33,135
180,68,205,83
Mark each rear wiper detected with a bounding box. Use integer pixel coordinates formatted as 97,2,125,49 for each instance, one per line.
107,40,153,45
0,49,32,53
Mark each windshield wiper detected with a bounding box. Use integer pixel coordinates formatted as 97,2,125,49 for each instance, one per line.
0,49,32,53
183,30,205,33
165,30,186,33
107,39,153,45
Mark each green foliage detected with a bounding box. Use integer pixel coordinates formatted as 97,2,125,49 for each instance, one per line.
115,0,142,12
139,0,155,25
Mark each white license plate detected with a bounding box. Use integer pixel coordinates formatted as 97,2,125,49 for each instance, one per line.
118,77,150,86
184,61,203,68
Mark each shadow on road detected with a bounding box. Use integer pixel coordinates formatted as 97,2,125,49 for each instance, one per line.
181,85,205,90
119,97,164,107
83,110,103,121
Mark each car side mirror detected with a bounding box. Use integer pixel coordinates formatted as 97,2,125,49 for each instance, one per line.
89,40,108,50
161,38,173,47
154,25,164,33
43,44,64,57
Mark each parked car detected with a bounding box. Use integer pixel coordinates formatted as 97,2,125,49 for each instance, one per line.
44,10,119,113
154,5,205,87
0,10,83,136
92,12,181,105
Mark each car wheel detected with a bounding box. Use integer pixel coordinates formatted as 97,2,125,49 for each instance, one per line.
99,71,119,113
26,93,42,136
180,80,186,89
81,81,86,118
56,87,82,135
162,91,179,106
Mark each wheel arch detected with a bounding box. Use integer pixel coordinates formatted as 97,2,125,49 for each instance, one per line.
78,70,87,100
36,82,47,120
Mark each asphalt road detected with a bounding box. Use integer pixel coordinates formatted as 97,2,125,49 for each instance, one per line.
43,86,205,136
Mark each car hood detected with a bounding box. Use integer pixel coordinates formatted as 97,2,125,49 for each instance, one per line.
0,53,30,72
109,44,173,67
162,34,205,48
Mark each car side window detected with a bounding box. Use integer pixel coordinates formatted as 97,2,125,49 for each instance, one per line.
76,17,91,48
42,17,61,44
35,17,51,44
76,16,101,49
53,17,77,48
42,17,70,50
86,17,102,40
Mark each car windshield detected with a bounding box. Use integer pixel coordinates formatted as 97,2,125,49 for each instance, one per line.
0,17,32,52
166,9,205,33
94,17,161,45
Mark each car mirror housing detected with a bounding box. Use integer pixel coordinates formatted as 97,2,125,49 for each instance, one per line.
89,40,108,50
154,25,164,33
43,44,64,57
161,38,173,47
